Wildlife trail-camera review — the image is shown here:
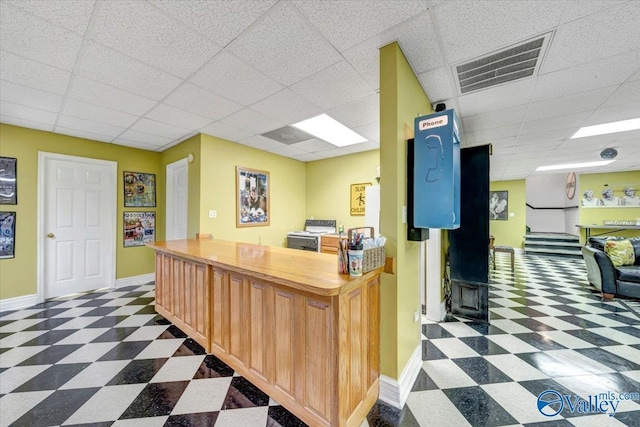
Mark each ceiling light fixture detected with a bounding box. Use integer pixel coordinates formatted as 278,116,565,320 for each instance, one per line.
291,114,367,147
571,118,640,139
536,160,615,172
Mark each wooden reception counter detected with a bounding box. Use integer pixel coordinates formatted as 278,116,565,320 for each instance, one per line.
147,239,381,427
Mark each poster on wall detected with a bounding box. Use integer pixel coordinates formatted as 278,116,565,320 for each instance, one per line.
236,166,270,227
0,157,17,205
350,182,371,216
0,211,16,259
124,171,156,207
489,191,508,220
582,187,640,207
124,211,155,247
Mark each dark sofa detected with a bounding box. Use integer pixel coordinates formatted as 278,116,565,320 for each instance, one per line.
581,236,640,299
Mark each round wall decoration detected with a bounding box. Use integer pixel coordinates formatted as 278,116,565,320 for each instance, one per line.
566,172,576,199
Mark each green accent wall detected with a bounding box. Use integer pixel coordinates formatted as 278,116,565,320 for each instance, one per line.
379,42,431,378
0,124,162,300
305,150,379,230
198,133,306,247
578,170,640,241
490,180,527,248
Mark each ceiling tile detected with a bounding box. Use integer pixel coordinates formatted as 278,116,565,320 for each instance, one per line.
0,115,54,132
0,80,63,112
164,82,243,121
190,50,282,106
533,49,640,101
582,103,640,127
250,89,322,124
520,111,591,135
267,145,305,158
288,138,335,153
220,108,283,135
515,128,575,145
601,79,640,109
1,3,84,71
112,139,160,151
117,129,173,146
200,122,253,142
149,0,277,47
524,86,617,122
75,41,182,100
543,2,640,73
342,40,384,90
417,67,456,103
56,115,126,138
327,94,379,129
227,1,342,85
4,0,95,34
54,126,114,143
462,105,527,132
62,99,138,128
293,0,429,52
68,76,157,116
93,0,221,78
237,135,285,151
456,78,537,117
342,141,380,154
353,122,379,142
290,152,324,162
313,147,352,159
1,100,57,125
0,50,71,95
145,103,213,130
434,0,563,64
290,60,374,110
465,124,520,145
129,117,191,139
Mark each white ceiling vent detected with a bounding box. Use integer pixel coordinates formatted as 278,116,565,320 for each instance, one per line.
454,33,552,94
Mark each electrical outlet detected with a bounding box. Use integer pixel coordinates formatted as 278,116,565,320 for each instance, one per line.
402,206,407,224
208,210,217,219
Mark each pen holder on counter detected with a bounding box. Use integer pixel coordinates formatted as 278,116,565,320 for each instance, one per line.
347,227,386,274
348,244,363,276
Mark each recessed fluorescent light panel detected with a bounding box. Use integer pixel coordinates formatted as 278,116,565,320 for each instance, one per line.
536,160,615,171
571,118,640,139
291,114,367,147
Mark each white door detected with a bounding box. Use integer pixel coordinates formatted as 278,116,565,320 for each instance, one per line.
39,152,116,300
166,158,188,240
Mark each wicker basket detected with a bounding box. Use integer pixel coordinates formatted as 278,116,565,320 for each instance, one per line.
347,227,386,273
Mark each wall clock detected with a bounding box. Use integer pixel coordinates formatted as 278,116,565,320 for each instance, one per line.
566,172,576,199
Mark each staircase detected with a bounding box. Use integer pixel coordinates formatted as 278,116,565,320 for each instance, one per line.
524,233,582,258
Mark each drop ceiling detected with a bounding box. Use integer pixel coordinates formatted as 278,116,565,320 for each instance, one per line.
1,0,639,181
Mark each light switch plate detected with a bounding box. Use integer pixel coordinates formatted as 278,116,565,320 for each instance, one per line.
209,210,217,219
402,206,407,224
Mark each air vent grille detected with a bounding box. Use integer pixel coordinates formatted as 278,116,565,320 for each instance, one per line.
456,36,548,94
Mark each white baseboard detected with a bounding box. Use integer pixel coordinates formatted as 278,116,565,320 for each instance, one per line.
0,294,38,312
115,273,155,289
378,344,422,409
440,300,447,321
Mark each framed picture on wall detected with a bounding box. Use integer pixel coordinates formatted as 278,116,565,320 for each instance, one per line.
489,191,508,220
0,157,17,205
124,171,156,207
236,166,270,227
0,211,16,259
123,211,155,247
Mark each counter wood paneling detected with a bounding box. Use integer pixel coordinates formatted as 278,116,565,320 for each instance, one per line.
148,239,381,427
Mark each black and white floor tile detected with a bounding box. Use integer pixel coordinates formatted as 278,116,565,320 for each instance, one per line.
1,253,639,426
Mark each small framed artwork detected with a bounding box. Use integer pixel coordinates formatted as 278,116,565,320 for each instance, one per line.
236,166,270,227
350,182,371,216
0,211,16,259
123,211,155,247
124,171,156,207
489,191,508,220
0,157,17,205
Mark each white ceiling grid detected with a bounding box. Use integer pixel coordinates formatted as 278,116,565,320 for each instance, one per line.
1,0,639,180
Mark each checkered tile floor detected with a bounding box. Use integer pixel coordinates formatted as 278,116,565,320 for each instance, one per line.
1,253,639,426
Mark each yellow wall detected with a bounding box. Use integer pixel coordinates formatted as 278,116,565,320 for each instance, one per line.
0,124,162,300
379,42,431,378
490,180,527,248
160,135,201,239
305,150,379,230
198,133,307,247
578,170,640,241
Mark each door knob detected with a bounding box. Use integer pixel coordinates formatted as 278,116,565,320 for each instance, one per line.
47,233,55,238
